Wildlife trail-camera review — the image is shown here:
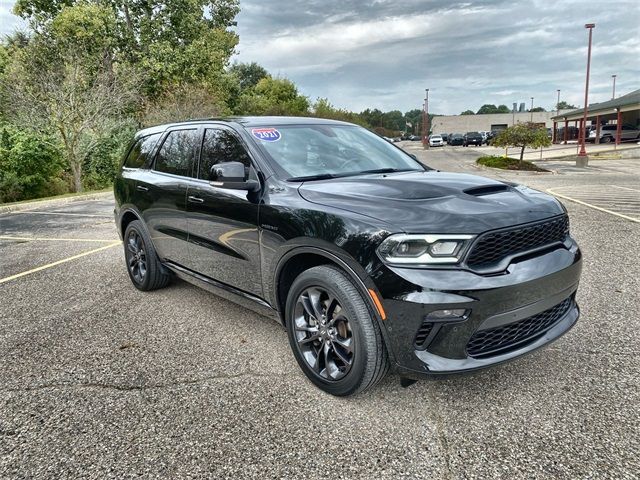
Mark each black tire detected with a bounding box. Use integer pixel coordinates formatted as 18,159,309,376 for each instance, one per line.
123,220,171,291
285,265,389,396
602,135,612,144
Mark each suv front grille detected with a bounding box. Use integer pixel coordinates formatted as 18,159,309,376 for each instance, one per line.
466,297,573,358
466,215,569,270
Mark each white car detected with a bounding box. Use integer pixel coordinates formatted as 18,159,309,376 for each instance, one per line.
429,134,444,147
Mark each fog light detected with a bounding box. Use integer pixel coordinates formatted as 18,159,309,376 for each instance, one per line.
425,309,468,321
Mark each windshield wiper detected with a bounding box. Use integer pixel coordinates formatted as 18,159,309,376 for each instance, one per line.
287,173,339,182
355,168,419,175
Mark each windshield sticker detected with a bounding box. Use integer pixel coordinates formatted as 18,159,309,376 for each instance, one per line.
252,128,281,142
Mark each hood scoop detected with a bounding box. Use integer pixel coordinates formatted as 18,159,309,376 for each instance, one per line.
464,184,511,197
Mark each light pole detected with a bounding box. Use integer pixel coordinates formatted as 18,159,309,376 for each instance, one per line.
422,89,429,149
530,97,534,122
578,23,595,157
556,89,561,115
612,74,617,99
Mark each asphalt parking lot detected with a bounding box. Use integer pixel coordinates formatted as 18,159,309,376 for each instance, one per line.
1,159,639,478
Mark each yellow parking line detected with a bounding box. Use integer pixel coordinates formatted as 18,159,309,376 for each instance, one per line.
547,188,639,223
0,242,121,285
0,235,118,243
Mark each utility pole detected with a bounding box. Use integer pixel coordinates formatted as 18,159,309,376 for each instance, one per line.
556,89,561,115
612,74,617,99
578,23,595,158
422,89,429,149
530,97,534,122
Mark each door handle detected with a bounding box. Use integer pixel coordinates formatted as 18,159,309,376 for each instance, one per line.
136,185,149,192
188,195,204,204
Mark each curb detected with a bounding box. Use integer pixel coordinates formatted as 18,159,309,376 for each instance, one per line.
0,191,114,214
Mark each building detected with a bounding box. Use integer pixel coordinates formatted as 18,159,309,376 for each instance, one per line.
551,89,640,144
432,110,573,135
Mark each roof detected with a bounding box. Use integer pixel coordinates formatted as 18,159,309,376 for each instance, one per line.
552,89,640,120
139,116,353,134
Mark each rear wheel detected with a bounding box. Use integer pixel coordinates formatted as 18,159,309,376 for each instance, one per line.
602,135,612,144
123,220,171,291
285,265,389,396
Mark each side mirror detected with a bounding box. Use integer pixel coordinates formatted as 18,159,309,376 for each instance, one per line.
209,162,259,192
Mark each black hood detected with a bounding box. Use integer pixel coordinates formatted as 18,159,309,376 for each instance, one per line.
298,171,564,234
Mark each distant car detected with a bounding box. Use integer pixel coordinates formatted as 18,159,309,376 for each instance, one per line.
464,132,483,147
409,135,421,141
393,137,402,143
440,133,449,142
587,124,640,143
448,133,464,146
479,131,488,144
429,134,444,147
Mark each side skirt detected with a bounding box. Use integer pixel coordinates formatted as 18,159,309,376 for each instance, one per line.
164,261,281,323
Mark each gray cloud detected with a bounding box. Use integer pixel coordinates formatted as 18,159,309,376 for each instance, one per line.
2,0,638,114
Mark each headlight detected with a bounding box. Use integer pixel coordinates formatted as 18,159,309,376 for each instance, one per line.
377,234,475,265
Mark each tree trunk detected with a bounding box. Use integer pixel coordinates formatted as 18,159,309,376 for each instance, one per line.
70,161,83,193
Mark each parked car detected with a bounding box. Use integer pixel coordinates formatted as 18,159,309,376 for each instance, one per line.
114,117,582,396
429,134,444,147
587,124,640,143
448,133,464,146
440,133,449,142
464,132,483,147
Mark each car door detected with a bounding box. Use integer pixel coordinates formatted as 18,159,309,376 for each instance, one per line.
185,126,263,297
136,127,200,267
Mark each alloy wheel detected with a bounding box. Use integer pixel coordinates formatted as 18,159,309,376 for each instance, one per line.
126,230,147,284
293,287,354,381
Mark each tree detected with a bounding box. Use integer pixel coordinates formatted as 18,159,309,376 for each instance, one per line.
530,107,546,112
359,108,384,127
491,122,551,162
229,62,269,91
477,104,499,114
496,104,511,113
460,110,475,115
382,110,404,131
5,3,140,192
556,101,577,110
311,98,366,125
236,77,309,116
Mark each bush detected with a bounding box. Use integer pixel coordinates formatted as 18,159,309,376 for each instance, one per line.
83,122,137,190
0,123,67,202
476,155,549,172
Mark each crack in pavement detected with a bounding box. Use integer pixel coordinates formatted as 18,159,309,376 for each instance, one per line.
1,371,299,394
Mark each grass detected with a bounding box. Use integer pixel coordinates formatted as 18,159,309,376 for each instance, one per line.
0,188,112,207
476,156,549,172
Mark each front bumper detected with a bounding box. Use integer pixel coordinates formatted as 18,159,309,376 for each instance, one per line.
374,241,582,377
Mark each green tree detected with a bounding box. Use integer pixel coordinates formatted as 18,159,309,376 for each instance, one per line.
5,3,139,192
491,122,551,162
460,110,475,115
556,101,576,110
496,104,511,113
359,108,384,127
477,104,499,114
530,107,546,112
229,61,269,91
382,110,404,131
311,98,366,125
237,77,309,116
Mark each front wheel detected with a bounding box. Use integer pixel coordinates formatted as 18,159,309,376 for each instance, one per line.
285,265,389,396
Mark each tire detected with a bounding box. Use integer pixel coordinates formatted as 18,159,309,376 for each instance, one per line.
602,136,612,144
123,220,171,291
285,265,389,396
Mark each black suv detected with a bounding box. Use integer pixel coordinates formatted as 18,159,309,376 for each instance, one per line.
463,132,483,147
114,117,582,396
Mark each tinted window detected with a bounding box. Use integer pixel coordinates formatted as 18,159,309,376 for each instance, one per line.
154,129,198,177
124,133,161,168
199,129,251,180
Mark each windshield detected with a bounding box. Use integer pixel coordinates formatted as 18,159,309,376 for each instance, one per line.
248,124,424,180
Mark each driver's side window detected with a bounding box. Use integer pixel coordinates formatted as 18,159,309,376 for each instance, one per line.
198,128,251,180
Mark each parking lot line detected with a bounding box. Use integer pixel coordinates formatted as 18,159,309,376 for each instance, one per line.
0,235,118,243
546,188,640,223
0,242,121,285
5,211,112,218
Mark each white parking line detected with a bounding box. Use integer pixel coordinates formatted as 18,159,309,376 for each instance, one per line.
0,235,118,243
547,186,640,223
6,211,112,218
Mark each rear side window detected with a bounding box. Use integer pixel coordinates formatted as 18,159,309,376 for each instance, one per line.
124,133,162,168
198,128,251,180
154,129,198,177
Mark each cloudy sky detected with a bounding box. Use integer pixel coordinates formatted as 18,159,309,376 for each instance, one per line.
2,0,639,114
